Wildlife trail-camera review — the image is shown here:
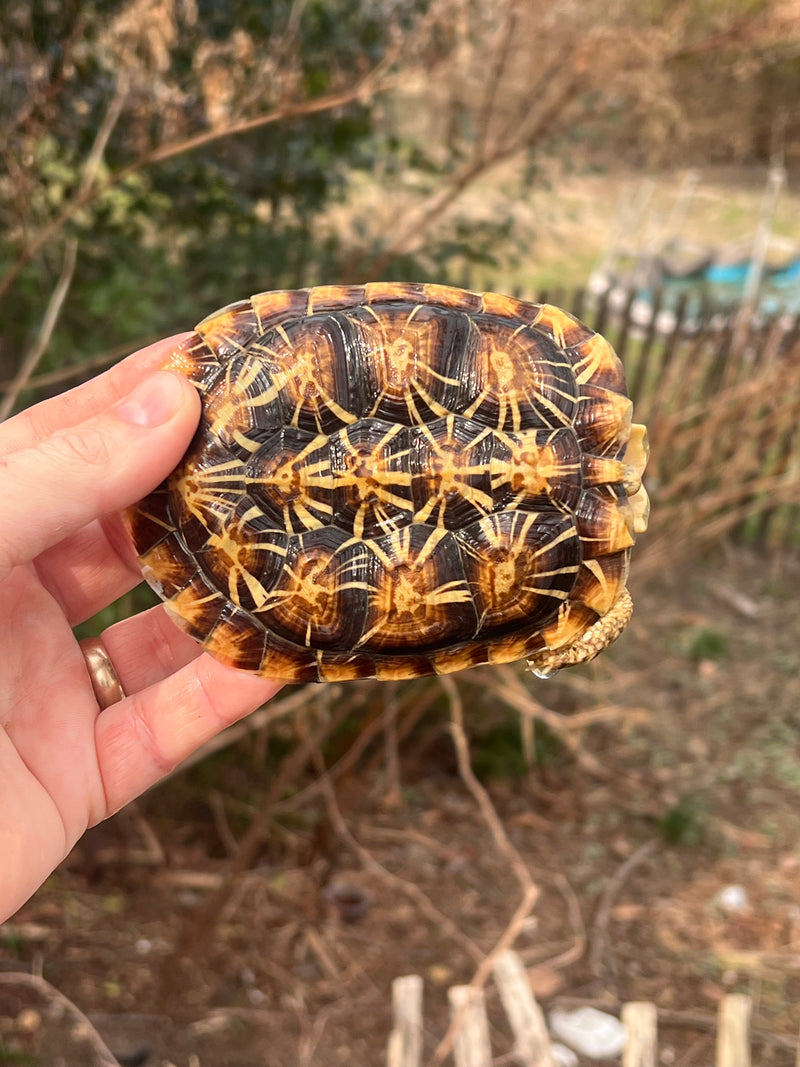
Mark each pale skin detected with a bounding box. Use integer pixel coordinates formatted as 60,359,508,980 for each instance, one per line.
0,336,284,923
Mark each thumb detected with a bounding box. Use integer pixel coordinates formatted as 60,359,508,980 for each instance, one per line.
0,370,200,577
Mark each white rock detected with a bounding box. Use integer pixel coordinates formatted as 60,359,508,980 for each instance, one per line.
549,1006,627,1058
715,885,749,913
550,1042,579,1066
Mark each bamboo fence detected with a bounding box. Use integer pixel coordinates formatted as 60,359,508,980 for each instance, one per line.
387,949,796,1066
502,282,800,557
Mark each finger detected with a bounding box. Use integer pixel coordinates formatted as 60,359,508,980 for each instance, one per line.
0,334,194,458
0,730,74,922
101,603,205,692
0,370,200,580
1,574,107,827
94,656,285,817
32,514,143,627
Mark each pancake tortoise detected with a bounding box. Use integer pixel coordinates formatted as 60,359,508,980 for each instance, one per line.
125,283,650,683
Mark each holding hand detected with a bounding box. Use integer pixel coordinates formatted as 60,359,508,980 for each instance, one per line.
0,337,283,922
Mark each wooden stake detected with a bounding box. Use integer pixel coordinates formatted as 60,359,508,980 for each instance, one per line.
492,950,553,1067
387,974,424,1067
716,993,752,1067
622,1001,657,1067
449,985,492,1067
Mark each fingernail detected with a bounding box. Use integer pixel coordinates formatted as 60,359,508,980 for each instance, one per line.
116,372,186,427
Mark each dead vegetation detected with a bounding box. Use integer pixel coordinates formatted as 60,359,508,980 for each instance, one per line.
641,342,800,569
3,544,800,1065
2,3,800,1064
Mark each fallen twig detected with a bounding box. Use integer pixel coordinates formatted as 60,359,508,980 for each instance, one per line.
314,758,484,966
425,675,541,1067
0,972,121,1066
588,838,660,980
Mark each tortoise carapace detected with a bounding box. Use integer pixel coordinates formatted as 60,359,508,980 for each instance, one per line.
125,283,649,682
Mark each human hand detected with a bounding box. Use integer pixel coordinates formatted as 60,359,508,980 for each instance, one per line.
0,338,283,922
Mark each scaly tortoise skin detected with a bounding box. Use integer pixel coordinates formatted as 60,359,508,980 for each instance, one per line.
125,283,650,683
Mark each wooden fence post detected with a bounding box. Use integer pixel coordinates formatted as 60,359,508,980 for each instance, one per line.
449,985,492,1067
492,949,553,1067
387,974,424,1067
716,993,752,1067
622,1001,657,1067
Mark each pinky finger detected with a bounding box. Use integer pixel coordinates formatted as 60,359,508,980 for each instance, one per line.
93,655,285,818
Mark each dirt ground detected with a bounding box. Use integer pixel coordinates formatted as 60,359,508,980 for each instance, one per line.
1,542,799,1066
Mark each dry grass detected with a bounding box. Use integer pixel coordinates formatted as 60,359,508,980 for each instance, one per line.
636,327,800,570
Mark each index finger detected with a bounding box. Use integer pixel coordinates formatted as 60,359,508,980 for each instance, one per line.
0,333,193,458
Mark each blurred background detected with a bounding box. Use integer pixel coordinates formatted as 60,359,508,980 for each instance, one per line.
1,1,800,1064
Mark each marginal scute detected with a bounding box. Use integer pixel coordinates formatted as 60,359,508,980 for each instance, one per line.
528,588,634,675
125,283,649,682
532,303,594,350
581,453,628,488
575,485,637,558
195,300,262,361
163,569,227,640
204,603,268,672
165,334,223,392
535,599,600,659
249,289,310,333
624,422,649,494
569,332,627,392
364,281,427,305
430,640,493,676
421,283,483,313
307,284,368,314
630,484,651,534
126,488,174,555
480,290,537,323
569,554,630,617
574,385,633,455
138,531,197,599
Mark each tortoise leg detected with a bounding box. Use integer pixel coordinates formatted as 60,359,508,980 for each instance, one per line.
527,589,634,679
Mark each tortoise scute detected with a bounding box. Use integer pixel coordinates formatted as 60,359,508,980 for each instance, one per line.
126,283,650,682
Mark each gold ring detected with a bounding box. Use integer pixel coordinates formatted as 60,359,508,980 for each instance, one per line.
79,637,126,710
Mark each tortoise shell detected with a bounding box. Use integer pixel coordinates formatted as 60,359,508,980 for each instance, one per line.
125,283,649,683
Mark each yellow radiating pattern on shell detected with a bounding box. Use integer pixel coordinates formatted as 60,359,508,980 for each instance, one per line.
126,284,649,683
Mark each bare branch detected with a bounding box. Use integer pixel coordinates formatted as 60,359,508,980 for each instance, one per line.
314,756,486,966
442,675,538,901
77,72,131,200
426,675,541,1067
588,838,659,981
0,64,402,307
473,3,520,162
358,43,587,279
0,238,78,420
